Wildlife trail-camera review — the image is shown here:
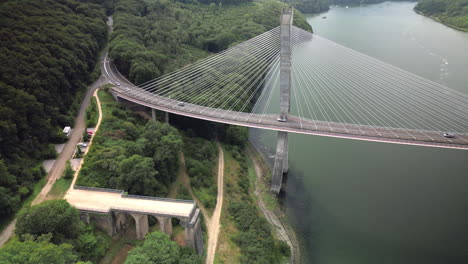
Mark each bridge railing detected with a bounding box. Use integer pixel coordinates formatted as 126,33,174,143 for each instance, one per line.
73,185,124,194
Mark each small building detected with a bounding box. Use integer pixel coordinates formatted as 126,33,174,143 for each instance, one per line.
63,126,71,136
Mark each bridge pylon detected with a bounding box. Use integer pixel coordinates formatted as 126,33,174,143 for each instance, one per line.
271,7,293,194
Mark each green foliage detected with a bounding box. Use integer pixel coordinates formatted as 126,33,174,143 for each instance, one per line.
0,0,107,221
15,200,83,243
77,92,182,197
110,0,312,85
118,154,166,196
125,231,201,264
0,235,78,264
222,125,249,146
224,145,289,263
86,98,99,128
283,0,330,14
415,0,468,30
14,199,107,263
63,161,75,180
183,135,218,208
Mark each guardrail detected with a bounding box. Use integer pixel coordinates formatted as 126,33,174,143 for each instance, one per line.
122,194,195,204
73,185,124,194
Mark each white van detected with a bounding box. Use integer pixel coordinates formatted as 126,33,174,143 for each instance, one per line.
63,126,71,136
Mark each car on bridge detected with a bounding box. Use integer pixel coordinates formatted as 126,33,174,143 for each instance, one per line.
178,102,185,107
442,132,456,138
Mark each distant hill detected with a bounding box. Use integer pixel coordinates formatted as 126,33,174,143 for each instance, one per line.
283,0,416,14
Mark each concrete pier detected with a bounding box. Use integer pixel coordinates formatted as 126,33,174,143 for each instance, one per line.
271,7,293,194
156,216,173,236
271,131,288,193
152,108,156,121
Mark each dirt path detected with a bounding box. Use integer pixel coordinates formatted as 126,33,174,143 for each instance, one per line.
0,77,105,247
206,143,224,264
249,148,300,264
69,89,103,189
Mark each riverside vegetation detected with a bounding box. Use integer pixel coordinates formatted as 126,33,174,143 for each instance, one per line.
415,0,468,31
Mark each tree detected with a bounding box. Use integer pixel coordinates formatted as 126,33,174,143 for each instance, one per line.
63,160,75,179
125,231,200,264
118,154,165,196
0,234,77,264
15,200,83,244
224,125,248,146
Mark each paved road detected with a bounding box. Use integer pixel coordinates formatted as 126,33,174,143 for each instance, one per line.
206,144,225,264
102,57,468,150
65,188,196,219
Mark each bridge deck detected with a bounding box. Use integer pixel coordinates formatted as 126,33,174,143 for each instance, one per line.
65,188,195,219
112,86,468,150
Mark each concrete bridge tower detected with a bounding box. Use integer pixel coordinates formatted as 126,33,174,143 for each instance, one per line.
271,7,293,194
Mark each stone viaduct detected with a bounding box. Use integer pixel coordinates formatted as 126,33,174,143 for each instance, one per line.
65,186,203,255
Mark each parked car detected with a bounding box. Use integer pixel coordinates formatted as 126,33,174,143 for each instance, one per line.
442,132,456,138
116,82,121,86
77,143,87,147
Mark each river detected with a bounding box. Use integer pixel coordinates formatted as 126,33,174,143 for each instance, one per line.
250,2,468,263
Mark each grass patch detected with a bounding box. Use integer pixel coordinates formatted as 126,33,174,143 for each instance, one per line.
215,146,242,264
86,97,98,128
47,178,72,198
97,89,117,120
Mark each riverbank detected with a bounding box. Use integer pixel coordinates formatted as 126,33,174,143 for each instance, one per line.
414,9,468,32
246,143,302,264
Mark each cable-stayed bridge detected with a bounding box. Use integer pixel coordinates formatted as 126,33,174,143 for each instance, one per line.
105,8,468,193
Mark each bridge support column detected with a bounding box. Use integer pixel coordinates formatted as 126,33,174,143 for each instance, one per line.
272,7,293,194
271,131,288,194
105,213,116,237
130,213,149,240
165,111,169,123
80,212,90,224
156,216,172,236
111,90,120,103
182,209,204,255
151,108,156,121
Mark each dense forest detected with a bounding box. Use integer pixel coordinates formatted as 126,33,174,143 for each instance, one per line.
77,90,181,197
0,0,107,223
282,0,330,14
109,0,312,85
415,0,468,30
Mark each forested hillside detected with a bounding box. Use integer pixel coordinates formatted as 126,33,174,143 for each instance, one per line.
283,0,416,14
282,0,330,14
415,0,468,30
0,0,107,221
109,0,312,85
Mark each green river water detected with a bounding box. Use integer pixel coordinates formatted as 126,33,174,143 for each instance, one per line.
250,2,468,263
